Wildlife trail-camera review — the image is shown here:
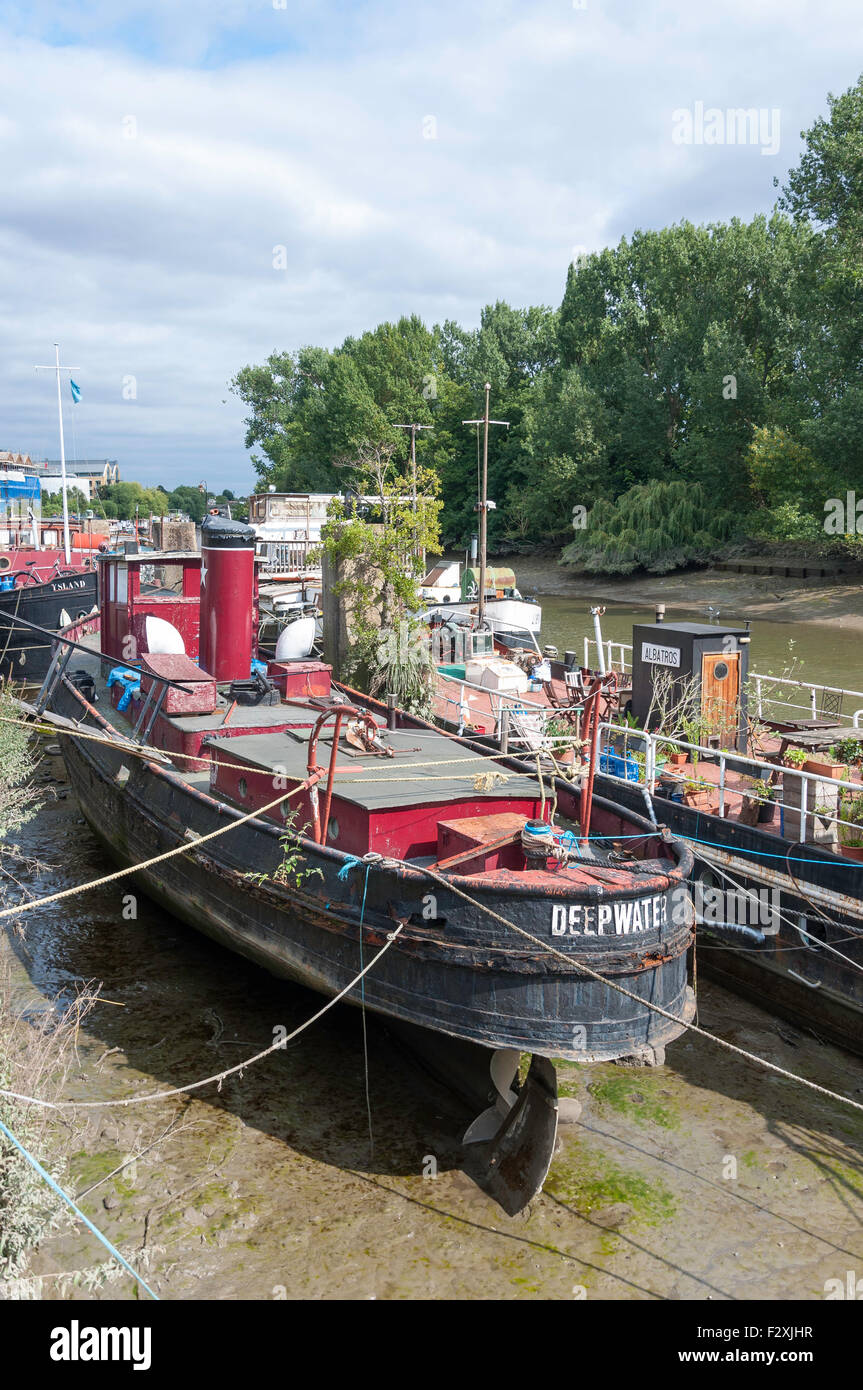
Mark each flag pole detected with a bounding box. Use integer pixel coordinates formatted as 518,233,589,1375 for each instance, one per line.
54,344,71,565
36,346,78,566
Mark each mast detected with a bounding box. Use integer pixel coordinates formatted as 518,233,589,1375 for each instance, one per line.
463,384,508,628
393,421,432,574
35,344,77,565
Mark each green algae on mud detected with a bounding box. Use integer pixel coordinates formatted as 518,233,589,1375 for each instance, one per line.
584,1068,681,1131
544,1140,676,1227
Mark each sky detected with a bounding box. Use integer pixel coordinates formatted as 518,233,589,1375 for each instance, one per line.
1,0,861,495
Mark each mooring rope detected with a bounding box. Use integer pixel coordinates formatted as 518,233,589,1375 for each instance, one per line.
0,780,309,921
0,918,404,1110
376,857,863,1117
0,713,578,780
0,1116,159,1299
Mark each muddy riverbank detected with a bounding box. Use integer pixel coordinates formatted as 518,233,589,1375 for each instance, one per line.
2,763,861,1302
509,556,863,633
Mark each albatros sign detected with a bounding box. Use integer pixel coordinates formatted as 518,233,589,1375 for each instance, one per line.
641,641,681,668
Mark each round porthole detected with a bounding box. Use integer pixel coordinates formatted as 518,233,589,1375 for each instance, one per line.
327,818,339,841
713,661,729,680
238,777,248,798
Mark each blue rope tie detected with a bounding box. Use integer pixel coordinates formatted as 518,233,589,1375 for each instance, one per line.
0,1117,159,1300
337,855,363,881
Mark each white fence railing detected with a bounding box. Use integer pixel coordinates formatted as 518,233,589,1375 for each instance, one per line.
596,720,863,845
257,541,320,575
581,636,863,728
435,674,581,754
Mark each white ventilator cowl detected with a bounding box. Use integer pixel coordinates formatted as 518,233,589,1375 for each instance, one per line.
144,614,186,655
275,616,316,661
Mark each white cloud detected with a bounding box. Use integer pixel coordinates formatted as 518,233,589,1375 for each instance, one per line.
0,1,861,489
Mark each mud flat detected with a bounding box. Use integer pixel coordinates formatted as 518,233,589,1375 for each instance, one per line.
512,557,863,633
2,786,861,1301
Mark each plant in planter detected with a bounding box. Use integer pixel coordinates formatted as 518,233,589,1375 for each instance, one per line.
804,752,846,780
838,790,863,858
544,716,583,766
750,777,776,824
682,777,716,811
783,747,808,769
832,737,863,769
680,713,712,775
659,740,688,766
812,802,838,834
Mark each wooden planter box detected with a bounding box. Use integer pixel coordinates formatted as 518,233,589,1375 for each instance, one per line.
804,758,845,780
683,788,718,813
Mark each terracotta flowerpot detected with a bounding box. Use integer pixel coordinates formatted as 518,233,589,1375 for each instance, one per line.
555,746,576,766
669,752,688,766
683,788,714,811
804,758,844,780
840,844,863,861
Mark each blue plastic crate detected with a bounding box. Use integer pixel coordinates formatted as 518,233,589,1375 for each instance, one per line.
599,746,641,782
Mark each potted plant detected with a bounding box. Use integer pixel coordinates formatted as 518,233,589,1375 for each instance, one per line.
661,741,688,767
750,777,777,824
545,716,581,767
682,778,717,812
803,752,846,780
838,791,863,860
832,737,863,769
680,714,710,775
782,747,809,769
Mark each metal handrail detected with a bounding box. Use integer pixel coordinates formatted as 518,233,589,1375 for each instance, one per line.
580,634,863,725
597,720,863,846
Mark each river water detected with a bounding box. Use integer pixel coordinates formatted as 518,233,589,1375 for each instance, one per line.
524,593,863,702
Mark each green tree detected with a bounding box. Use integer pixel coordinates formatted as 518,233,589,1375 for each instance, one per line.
318,450,442,712
777,74,863,265
562,479,735,575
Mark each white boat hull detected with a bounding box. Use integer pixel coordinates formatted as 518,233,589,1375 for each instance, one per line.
424,597,542,638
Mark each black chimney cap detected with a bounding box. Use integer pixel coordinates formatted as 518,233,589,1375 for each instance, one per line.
200,514,256,548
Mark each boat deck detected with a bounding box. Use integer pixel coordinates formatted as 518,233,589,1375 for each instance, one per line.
202,727,543,813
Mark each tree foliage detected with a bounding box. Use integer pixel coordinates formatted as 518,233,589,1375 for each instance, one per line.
562,480,734,575
231,75,863,572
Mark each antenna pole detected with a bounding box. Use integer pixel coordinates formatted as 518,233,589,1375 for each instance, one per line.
393,422,433,572
36,346,80,566
462,387,509,629
54,345,71,565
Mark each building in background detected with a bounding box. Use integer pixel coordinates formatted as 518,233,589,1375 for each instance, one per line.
30,458,119,499
0,461,40,548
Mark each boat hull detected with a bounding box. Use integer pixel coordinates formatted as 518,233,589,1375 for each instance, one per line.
593,772,863,1056
53,678,694,1062
0,571,98,682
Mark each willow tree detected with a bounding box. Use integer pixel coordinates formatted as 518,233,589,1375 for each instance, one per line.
562,479,735,575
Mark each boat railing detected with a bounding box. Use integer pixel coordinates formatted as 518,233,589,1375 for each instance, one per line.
0,607,207,749
256,541,321,576
435,674,583,753
581,635,863,726
582,635,632,674
597,720,863,847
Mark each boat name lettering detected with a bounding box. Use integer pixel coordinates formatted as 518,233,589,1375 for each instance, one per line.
52,578,88,592
551,895,667,937
642,642,680,668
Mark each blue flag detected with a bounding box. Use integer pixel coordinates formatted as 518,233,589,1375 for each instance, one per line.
70,379,81,404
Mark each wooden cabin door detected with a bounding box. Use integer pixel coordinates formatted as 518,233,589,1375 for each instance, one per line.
701,651,740,741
